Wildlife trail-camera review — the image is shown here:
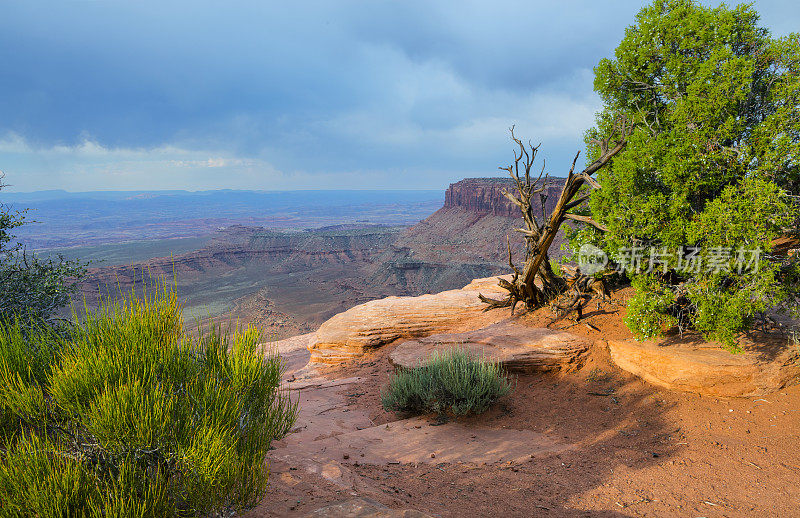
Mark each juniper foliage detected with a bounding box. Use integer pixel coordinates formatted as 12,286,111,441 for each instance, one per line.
0,177,86,327
575,0,800,349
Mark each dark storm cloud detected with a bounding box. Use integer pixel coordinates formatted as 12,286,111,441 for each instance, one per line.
0,0,796,191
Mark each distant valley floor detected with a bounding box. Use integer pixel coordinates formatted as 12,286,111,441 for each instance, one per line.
65,178,567,338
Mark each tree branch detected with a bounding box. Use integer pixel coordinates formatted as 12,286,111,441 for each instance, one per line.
563,213,609,231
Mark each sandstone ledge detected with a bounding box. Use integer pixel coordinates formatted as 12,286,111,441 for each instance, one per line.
389,321,591,373
308,276,511,363
607,339,800,398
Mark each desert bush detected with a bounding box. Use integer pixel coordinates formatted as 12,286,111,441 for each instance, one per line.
623,275,678,340
381,348,513,417
0,284,297,517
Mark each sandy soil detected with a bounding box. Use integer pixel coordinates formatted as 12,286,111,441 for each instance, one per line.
246,288,800,517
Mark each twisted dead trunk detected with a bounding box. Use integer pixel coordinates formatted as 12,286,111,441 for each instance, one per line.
480,118,629,315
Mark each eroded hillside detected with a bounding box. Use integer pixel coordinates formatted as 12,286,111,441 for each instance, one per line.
75,178,571,337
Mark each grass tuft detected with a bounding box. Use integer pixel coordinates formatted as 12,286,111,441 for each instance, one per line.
381,348,514,418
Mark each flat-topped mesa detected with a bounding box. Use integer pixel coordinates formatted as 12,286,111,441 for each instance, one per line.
443,177,565,218
444,178,517,217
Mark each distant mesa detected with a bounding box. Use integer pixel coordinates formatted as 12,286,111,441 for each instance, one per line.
366,176,570,296
72,176,572,340
443,177,565,217
444,177,519,216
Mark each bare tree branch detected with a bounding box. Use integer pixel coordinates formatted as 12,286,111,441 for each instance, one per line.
479,117,629,316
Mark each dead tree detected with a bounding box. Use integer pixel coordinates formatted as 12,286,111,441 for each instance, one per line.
479,118,629,315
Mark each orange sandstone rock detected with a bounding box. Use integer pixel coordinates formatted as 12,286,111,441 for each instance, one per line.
607,338,800,397
308,276,512,363
389,321,591,373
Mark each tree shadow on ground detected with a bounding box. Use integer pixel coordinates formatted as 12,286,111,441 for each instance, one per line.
248,342,680,517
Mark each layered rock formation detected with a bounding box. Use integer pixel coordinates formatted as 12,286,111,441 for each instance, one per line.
607,339,800,397
76,177,572,338
368,177,569,296
389,321,591,373
308,273,590,372
443,177,564,218
309,276,512,363
307,271,799,397
81,225,401,293
76,226,405,337
444,177,519,217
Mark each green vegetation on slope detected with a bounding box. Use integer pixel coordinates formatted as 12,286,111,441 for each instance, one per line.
1,178,86,327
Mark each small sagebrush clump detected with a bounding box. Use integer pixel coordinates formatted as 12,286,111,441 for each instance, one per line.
0,285,297,517
381,349,514,417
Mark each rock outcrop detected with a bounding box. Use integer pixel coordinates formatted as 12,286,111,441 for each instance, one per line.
607,339,800,397
444,177,564,217
308,276,512,363
389,321,591,373
368,177,570,297
444,178,519,217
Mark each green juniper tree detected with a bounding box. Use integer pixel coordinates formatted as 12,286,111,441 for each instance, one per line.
576,0,800,349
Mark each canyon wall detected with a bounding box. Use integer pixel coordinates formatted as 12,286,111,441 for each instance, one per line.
75,177,573,337
444,177,565,218
444,178,519,216
369,177,569,296
80,226,401,298
76,226,404,338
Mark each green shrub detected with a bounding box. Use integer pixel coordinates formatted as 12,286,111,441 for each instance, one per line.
381,348,514,417
624,275,678,341
0,284,297,517
1,177,86,328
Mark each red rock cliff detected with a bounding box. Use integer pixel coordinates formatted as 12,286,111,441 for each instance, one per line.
444,177,564,217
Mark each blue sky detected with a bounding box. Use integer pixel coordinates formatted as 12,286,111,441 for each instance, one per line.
1,1,797,192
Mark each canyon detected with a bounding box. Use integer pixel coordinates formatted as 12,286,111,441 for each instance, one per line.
73,177,568,338
37,178,800,517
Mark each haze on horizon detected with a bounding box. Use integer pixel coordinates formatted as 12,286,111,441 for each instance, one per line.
1,0,797,193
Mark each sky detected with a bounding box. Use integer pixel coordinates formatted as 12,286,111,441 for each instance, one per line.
1,1,797,192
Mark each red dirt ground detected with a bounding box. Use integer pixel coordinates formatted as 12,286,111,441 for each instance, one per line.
247,287,800,517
